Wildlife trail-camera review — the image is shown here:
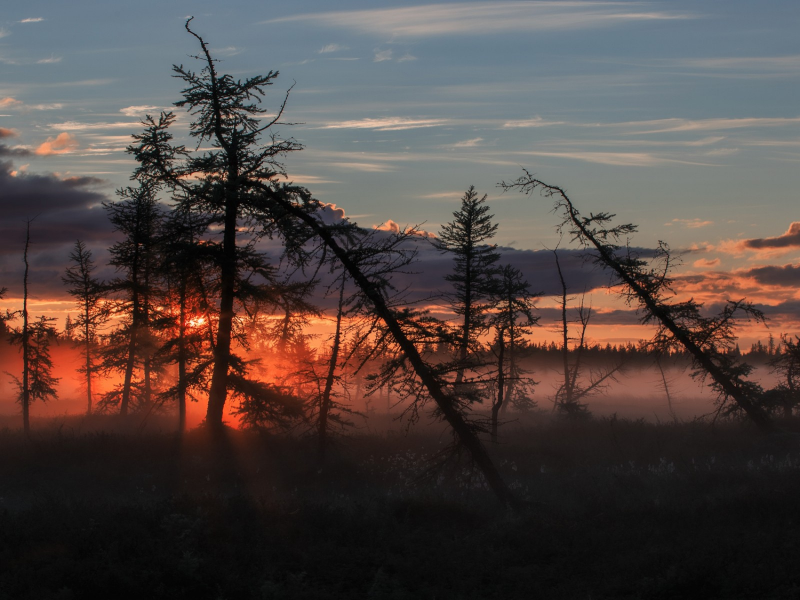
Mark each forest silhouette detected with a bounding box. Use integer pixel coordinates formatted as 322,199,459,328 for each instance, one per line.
2,20,800,599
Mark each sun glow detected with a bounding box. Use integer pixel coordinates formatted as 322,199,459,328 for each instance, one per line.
187,316,207,328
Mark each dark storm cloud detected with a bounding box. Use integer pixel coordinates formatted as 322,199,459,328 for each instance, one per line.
0,145,32,158
744,264,800,287
0,161,113,256
741,222,800,251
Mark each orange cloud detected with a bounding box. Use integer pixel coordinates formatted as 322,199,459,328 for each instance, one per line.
0,97,22,109
0,127,17,138
693,258,720,268
35,132,79,156
721,222,800,258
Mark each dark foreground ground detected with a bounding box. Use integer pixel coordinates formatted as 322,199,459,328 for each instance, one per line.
1,415,800,599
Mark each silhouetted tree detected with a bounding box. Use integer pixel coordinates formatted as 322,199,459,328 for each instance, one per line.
488,264,539,441
129,19,315,430
9,315,60,432
765,334,800,418
62,240,108,415
552,249,621,418
102,182,164,416
435,186,501,392
502,171,775,433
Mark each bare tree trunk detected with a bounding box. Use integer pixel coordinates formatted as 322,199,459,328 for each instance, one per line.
492,329,505,443
206,196,238,429
269,197,519,509
177,279,187,433
318,276,346,465
84,296,92,415
21,221,31,435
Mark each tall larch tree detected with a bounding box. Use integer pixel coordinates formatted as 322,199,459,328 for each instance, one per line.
62,240,108,415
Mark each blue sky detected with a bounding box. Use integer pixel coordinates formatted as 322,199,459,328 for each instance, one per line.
1,0,799,343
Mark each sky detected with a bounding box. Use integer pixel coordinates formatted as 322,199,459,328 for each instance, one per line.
1,0,799,347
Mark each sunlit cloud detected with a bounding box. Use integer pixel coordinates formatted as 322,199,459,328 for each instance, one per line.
450,137,483,148
321,117,447,131
720,222,800,258
625,117,800,135
328,162,395,172
0,128,18,138
119,105,161,117
319,43,346,54
47,120,141,131
28,103,63,110
397,53,417,63
36,56,62,64
0,97,22,109
503,116,565,128
35,132,79,156
517,150,708,167
265,3,693,37
210,46,241,57
373,49,393,62
693,258,720,268
667,218,713,229
0,28,9,39
20,18,44,23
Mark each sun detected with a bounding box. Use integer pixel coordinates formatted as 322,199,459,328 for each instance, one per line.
187,315,207,328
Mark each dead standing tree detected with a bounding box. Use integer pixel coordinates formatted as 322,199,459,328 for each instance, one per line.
250,183,520,509
552,249,622,418
502,171,775,434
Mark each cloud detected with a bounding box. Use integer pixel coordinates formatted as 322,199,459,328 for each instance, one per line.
397,54,417,63
28,103,63,110
321,117,447,131
20,18,44,23
0,98,22,109
265,3,692,37
35,132,79,156
0,28,9,39
518,150,707,167
625,117,800,135
503,117,565,128
328,162,396,172
667,218,713,229
693,258,720,268
36,56,62,64
319,44,346,54
119,105,161,117
450,137,483,148
373,49,393,62
0,128,17,138
745,264,800,287
721,222,800,258
46,120,140,131
0,144,32,158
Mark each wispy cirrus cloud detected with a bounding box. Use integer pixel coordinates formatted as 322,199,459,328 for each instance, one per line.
321,117,447,131
624,117,800,135
119,105,161,117
503,116,565,128
264,2,693,37
667,218,713,229
319,43,346,54
46,120,141,131
516,150,711,167
373,49,393,62
36,56,62,64
20,18,44,23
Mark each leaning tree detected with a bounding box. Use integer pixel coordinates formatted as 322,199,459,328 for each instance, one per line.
502,171,775,433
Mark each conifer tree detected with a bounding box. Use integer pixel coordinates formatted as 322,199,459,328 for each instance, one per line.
102,182,163,416
128,19,316,429
62,240,108,415
435,186,501,390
